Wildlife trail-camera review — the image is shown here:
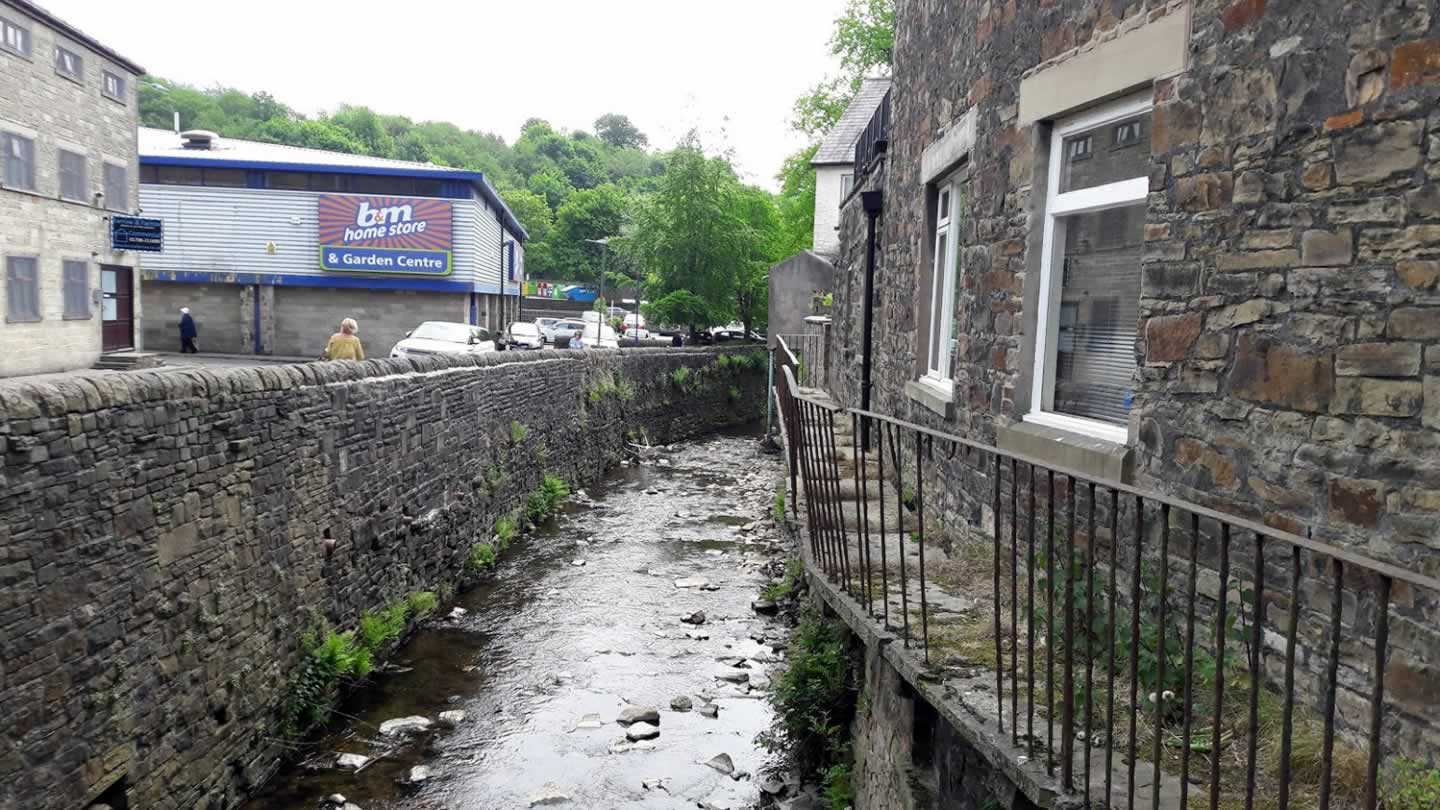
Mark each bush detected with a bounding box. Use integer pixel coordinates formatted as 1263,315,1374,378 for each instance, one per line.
823,762,855,810
282,624,371,736
495,516,518,548
524,474,571,525
763,610,857,778
469,541,498,572
407,591,438,616
510,420,528,445
1386,759,1440,810
773,485,787,523
672,366,692,388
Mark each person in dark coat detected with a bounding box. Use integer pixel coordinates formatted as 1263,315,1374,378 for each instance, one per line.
179,307,198,353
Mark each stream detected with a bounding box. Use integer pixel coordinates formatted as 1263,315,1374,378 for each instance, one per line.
241,427,795,810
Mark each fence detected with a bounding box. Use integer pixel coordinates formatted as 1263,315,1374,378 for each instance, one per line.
773,365,1440,810
854,87,892,178
775,332,826,390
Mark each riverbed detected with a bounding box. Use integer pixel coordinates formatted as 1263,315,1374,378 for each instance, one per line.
241,429,791,810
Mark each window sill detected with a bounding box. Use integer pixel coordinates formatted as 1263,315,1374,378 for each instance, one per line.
63,313,92,320
905,377,954,419
5,315,42,324
997,418,1133,484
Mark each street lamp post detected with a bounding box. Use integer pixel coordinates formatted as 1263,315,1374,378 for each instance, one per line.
585,237,611,346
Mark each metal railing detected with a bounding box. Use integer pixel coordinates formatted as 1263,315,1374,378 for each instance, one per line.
774,368,1440,810
775,332,826,390
854,87,892,178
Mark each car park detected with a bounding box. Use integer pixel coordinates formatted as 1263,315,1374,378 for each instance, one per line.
543,319,585,344
575,322,620,349
390,322,496,358
534,317,559,337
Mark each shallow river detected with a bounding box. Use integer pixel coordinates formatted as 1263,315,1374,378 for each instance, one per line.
242,428,789,810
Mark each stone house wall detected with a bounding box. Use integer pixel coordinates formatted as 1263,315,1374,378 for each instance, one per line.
0,348,767,810
830,0,1440,760
0,0,142,374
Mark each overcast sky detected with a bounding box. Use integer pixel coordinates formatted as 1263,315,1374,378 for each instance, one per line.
43,0,847,190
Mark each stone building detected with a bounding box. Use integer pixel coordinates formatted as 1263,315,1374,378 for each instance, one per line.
828,0,1440,755
0,0,143,376
137,128,528,358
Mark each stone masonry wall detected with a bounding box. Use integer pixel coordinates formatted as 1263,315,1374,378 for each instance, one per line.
829,0,1440,762
0,1,141,374
0,347,766,810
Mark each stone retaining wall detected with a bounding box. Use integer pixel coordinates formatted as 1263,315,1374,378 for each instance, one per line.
0,347,767,810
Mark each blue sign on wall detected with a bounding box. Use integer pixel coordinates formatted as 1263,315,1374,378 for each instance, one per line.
111,216,164,252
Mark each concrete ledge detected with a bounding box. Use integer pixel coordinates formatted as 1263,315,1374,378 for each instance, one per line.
1017,6,1190,126
920,107,978,186
905,379,954,419
995,420,1132,483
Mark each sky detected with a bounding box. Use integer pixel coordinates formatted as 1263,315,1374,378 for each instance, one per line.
42,0,849,190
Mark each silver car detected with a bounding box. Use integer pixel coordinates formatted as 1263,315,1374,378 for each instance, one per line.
506,321,545,349
543,319,585,344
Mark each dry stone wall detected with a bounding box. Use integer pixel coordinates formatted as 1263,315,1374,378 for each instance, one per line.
0,347,766,810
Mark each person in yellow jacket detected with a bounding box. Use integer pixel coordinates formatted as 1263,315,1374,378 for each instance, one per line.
322,318,365,361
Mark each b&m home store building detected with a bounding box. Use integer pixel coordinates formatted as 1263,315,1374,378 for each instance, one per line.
136,127,527,357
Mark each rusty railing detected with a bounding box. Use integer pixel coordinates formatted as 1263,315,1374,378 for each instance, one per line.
773,367,1440,810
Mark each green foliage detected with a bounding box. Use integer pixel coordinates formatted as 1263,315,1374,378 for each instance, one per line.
762,557,805,603
524,474,572,525
672,366,693,389
728,385,742,402
594,113,648,149
776,144,818,255
510,420,528,445
1385,759,1440,810
469,541,498,572
823,761,855,810
645,289,718,333
483,464,509,496
494,516,518,548
407,591,438,616
762,610,858,778
791,0,896,137
715,353,732,370
587,372,636,404
774,485,787,523
358,603,407,652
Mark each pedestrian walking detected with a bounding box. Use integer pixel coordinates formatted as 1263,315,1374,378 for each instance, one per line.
179,307,199,353
322,318,365,361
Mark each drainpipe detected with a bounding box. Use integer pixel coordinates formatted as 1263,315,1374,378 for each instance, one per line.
859,190,884,428
252,284,263,354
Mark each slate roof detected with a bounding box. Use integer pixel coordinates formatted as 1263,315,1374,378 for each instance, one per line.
811,77,892,166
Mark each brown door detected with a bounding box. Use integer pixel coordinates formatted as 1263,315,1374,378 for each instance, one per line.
101,266,134,351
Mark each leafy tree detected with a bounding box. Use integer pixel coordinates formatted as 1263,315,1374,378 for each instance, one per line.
527,168,575,210
553,185,628,280
775,145,819,256
594,113,648,149
643,290,716,334
330,105,396,156
791,0,895,137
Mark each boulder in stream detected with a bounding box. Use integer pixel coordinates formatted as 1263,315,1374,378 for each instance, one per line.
378,716,433,736
670,695,694,712
681,610,707,625
625,721,660,741
617,704,660,725
437,710,466,729
704,752,735,776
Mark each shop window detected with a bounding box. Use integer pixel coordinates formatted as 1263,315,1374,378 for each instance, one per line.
306,172,347,192
59,149,87,201
54,44,82,81
921,172,963,387
202,168,246,188
63,260,89,318
2,132,35,190
267,171,309,190
104,163,127,210
6,256,40,322
157,165,202,186
1,15,29,58
1028,95,1150,444
102,70,126,104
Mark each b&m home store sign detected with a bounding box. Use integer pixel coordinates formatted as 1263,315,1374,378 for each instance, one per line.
318,194,453,276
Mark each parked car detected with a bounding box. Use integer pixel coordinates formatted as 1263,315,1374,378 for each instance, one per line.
390,322,495,358
503,321,545,349
575,322,620,349
604,305,629,318
534,317,559,338
543,318,585,344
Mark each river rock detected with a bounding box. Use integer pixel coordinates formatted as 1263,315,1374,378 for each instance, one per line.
626,721,660,741
681,610,707,625
398,765,430,786
528,784,572,806
575,713,605,730
715,667,750,683
674,577,709,589
617,705,660,725
750,599,779,615
685,629,710,640
448,607,468,619
571,559,587,567
334,752,369,771
748,672,772,690
670,695,693,712
378,716,433,736
437,710,466,729
698,703,720,718
705,753,735,776
759,775,788,796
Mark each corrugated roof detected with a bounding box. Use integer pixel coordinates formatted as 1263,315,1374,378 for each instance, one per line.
811,77,892,166
3,0,145,74
137,128,528,242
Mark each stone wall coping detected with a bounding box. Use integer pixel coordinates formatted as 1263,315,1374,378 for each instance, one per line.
0,346,744,419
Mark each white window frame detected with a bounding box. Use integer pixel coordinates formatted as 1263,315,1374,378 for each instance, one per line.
102,70,126,104
54,44,82,82
1026,94,1152,445
1,16,30,58
921,174,961,388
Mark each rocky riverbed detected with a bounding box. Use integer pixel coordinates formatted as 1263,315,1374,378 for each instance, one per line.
240,428,815,810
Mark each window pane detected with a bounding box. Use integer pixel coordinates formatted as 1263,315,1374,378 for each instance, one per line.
105,164,127,209
1059,111,1151,193
268,171,309,190
103,71,126,101
60,150,86,200
4,134,35,189
929,231,949,372
1051,203,1145,425
157,166,202,186
63,260,89,316
3,20,29,56
55,46,81,78
7,257,39,320
202,168,246,187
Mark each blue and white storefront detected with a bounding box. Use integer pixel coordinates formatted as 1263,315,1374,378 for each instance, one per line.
136,128,526,357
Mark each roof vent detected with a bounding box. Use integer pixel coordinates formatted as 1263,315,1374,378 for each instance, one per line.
179,129,219,150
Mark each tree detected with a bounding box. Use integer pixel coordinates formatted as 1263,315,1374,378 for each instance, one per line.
643,290,715,334
790,0,896,137
552,185,628,280
775,145,819,256
594,113,648,149
330,105,396,156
